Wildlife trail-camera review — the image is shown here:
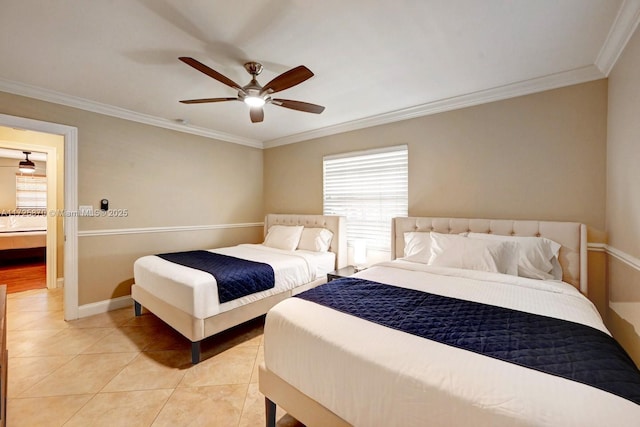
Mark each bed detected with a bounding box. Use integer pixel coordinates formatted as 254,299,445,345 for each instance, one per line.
0,214,47,251
259,217,640,427
131,214,346,364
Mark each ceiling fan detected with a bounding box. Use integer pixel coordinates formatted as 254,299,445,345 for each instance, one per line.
178,57,325,123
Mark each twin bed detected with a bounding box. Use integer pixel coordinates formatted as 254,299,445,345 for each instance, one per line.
259,217,640,426
132,214,346,364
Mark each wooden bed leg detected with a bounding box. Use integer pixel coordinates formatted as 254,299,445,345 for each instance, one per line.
191,341,201,364
265,397,276,427
134,301,142,316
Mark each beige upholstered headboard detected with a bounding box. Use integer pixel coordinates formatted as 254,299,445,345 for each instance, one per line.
264,214,347,270
391,217,588,294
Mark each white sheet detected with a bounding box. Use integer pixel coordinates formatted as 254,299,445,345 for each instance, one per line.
133,244,334,319
0,215,47,250
264,261,640,427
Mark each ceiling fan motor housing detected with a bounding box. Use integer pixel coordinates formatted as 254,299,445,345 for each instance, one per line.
244,62,263,76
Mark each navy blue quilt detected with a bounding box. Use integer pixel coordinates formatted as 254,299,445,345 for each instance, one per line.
157,250,275,303
296,277,640,405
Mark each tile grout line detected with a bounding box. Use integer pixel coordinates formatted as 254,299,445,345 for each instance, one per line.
237,347,262,427
6,288,278,426
149,387,178,426
236,382,252,427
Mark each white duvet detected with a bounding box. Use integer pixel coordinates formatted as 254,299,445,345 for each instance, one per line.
133,244,335,319
264,260,640,427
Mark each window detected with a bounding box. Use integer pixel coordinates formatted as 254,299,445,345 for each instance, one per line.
323,145,408,251
16,174,47,209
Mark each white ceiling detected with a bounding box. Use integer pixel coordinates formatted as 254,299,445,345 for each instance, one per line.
1,1,639,149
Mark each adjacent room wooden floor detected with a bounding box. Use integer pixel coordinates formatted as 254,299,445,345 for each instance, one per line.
0,260,46,293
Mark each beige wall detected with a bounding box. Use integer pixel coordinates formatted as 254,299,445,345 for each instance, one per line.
265,80,608,310
0,157,14,209
265,81,607,227
606,24,640,362
0,91,265,305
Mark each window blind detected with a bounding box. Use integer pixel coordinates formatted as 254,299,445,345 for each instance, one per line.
16,174,47,209
323,145,408,251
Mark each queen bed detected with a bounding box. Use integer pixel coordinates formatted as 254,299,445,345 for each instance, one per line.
259,217,640,426
132,214,346,364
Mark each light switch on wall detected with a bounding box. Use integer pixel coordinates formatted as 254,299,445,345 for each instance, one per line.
79,205,93,216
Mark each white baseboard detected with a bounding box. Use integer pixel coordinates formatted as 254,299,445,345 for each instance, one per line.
56,277,64,288
77,295,133,318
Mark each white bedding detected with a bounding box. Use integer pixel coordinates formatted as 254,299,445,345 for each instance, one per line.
133,243,335,319
0,215,47,250
264,261,640,427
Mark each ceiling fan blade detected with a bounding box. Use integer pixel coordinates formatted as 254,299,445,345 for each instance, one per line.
261,66,314,94
272,99,325,114
179,57,243,91
250,107,264,123
179,97,238,104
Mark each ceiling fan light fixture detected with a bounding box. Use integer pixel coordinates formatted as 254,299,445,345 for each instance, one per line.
178,57,324,123
243,96,265,107
18,151,36,173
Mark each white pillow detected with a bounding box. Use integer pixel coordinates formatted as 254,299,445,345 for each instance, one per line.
403,231,432,263
263,225,304,251
403,231,470,263
550,257,564,281
466,233,561,280
297,227,334,252
428,232,519,275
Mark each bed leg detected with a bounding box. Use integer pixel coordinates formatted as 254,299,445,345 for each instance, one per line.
265,397,276,427
191,341,201,364
134,301,142,316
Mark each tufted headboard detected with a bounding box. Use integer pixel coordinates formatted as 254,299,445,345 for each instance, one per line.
392,217,587,294
264,214,347,270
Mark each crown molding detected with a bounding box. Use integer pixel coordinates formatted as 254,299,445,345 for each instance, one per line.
264,65,605,148
0,63,611,151
595,0,640,76
0,78,263,149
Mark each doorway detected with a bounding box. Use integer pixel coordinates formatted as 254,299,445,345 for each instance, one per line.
0,147,49,292
0,133,59,292
0,113,78,320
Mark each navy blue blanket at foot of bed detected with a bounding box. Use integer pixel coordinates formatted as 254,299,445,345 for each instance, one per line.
157,250,275,303
296,277,640,405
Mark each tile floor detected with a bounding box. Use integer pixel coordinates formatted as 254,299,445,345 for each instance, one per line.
6,288,303,426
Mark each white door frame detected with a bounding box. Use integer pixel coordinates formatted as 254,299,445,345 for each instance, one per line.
0,113,78,320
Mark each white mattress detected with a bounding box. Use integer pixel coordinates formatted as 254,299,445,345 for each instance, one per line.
133,244,335,319
0,230,47,250
264,260,640,427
